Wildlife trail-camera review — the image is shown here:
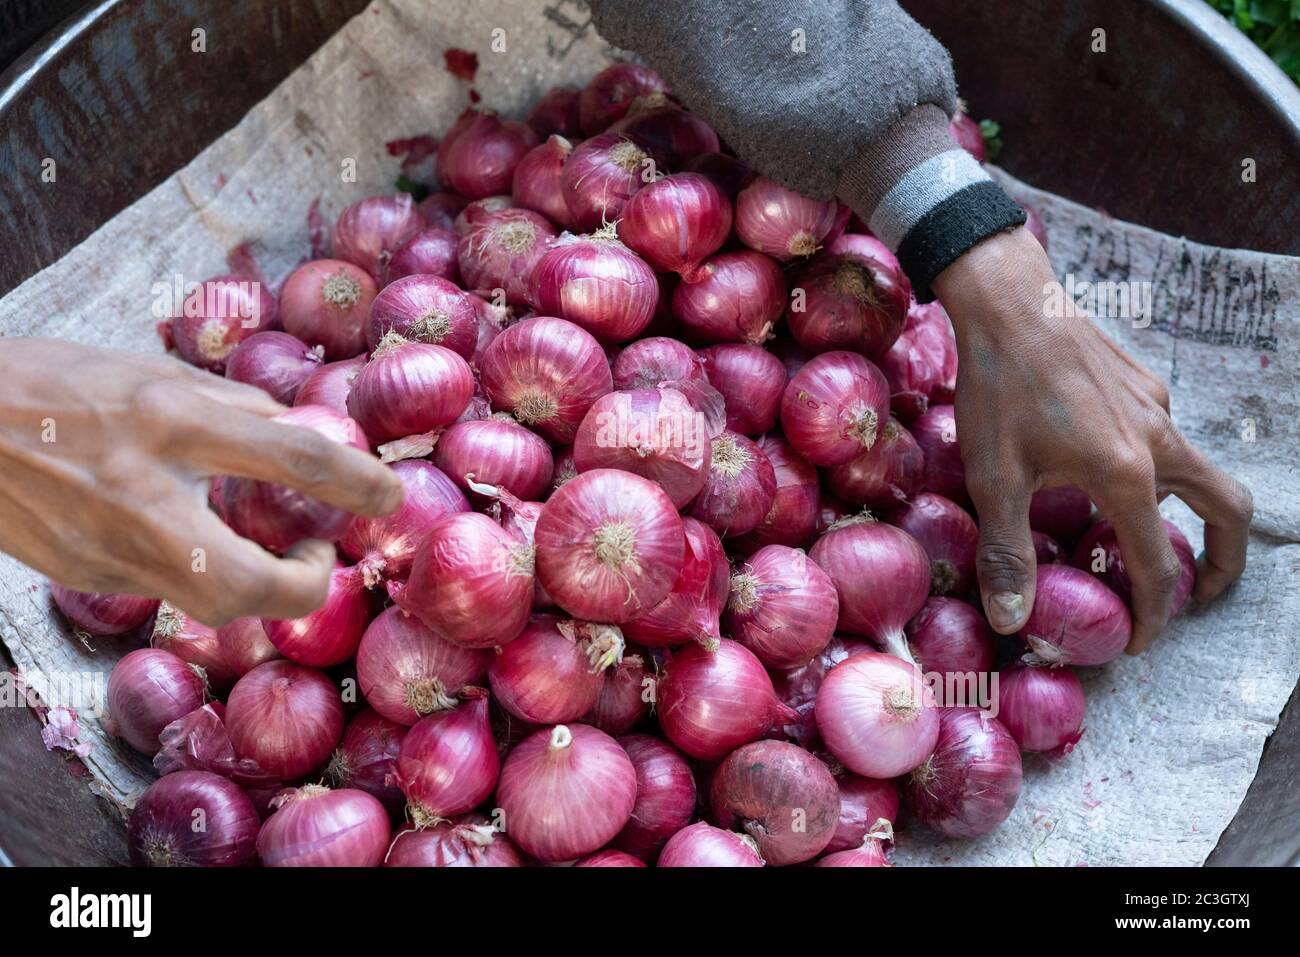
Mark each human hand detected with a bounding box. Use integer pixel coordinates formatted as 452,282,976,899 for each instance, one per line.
0,339,402,626
933,228,1252,652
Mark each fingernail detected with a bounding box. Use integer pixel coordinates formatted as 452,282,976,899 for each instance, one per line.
988,592,1026,630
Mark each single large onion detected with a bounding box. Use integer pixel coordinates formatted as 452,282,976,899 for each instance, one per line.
435,108,538,200
50,585,159,637
458,208,557,306
107,649,208,756
326,707,407,811
912,404,968,506
608,106,720,166
787,249,910,358
561,133,657,231
224,331,323,404
433,416,554,502
658,822,764,867
279,260,376,360
453,195,515,235
725,545,839,669
511,135,578,229
617,173,731,280
698,344,785,436
734,176,839,261
217,617,281,677
905,707,1023,838
781,351,891,466
996,663,1087,754
687,430,777,538
1018,565,1132,667
826,775,901,853
621,517,729,648
613,734,696,860
150,602,238,692
262,563,371,668
1072,518,1196,616
225,660,344,780
386,814,524,867
825,417,924,509
394,689,499,824
169,276,277,372
906,597,996,685
878,301,958,421
671,250,786,345
257,785,391,867
293,354,366,416
578,63,669,135
128,770,259,867
487,616,617,724
730,435,820,553
611,336,706,390
529,227,659,344
496,724,637,862
383,226,461,286
346,334,474,444
364,274,479,357
584,652,652,734
1029,484,1093,543
885,492,979,596
769,635,873,747
330,194,425,281
528,85,583,139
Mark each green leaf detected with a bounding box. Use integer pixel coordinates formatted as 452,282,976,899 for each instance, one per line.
394,173,429,203
978,118,1004,162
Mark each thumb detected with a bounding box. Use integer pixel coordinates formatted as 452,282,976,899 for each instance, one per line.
969,475,1038,634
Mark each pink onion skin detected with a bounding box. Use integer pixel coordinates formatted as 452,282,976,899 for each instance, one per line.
433,417,554,502
480,316,613,444
340,460,470,587
825,232,900,273
657,638,796,761
612,336,706,390
226,660,344,781
584,652,651,734
385,814,524,867
1030,484,1094,544
435,109,538,200
293,354,366,417
217,617,282,677
699,344,785,436
1022,203,1049,250
572,388,711,507
528,85,583,139
826,417,925,509
950,112,986,161
578,63,670,136
50,585,159,637
262,564,371,668
529,231,659,344
878,301,958,422
128,770,260,867
884,492,979,597
383,226,461,286
356,604,490,726
561,133,658,231
487,615,606,724
512,135,578,229
826,775,901,853
816,839,891,867
608,107,721,167
734,176,839,262
770,635,874,747
394,690,500,821
730,435,820,554
107,649,208,756
1019,564,1132,667
617,173,731,280
170,276,277,372
497,723,637,862
725,545,840,670
709,740,841,866
396,512,534,649
224,331,323,404
781,351,891,467
418,192,469,231
257,786,391,867
364,274,479,357
346,338,474,443
458,208,557,306
687,431,777,538
671,250,787,345
996,664,1087,754
906,597,996,682
907,707,1023,838
911,404,968,507
787,250,910,359
1072,518,1196,617
150,603,239,693
535,469,684,624
575,849,647,867
280,259,376,360
815,652,939,778
453,195,515,235
326,707,407,811
658,821,764,867
682,152,750,200
622,518,729,648
330,194,425,282
613,734,697,860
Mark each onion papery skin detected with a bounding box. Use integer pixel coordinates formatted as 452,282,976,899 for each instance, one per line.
107,649,208,756
222,405,371,552
584,652,652,734
621,517,729,648
572,388,711,507
512,135,578,229
911,403,968,507
1030,484,1094,544
698,344,785,436
346,336,474,444
433,417,554,502
383,226,461,286
280,260,376,360
617,173,731,280
480,316,613,444
885,492,979,597
575,849,647,867
257,785,391,867
613,734,697,860
809,516,930,661
1072,518,1196,616
326,707,407,811
906,707,1023,839
608,107,720,166
418,192,469,231
878,301,958,421
657,638,794,760
330,194,425,282
226,660,344,781
528,85,583,139
687,430,777,538
385,815,524,867
950,112,986,161
340,459,470,587
51,585,159,637
356,604,490,725
827,775,901,853
487,615,608,723
534,469,684,624
262,564,371,668
658,822,764,867
217,617,282,677
128,771,259,867
365,274,479,358
578,63,670,135
561,133,658,231
498,723,637,861
397,512,535,649
435,108,538,200
225,331,323,404
996,664,1087,754
671,250,787,345
1018,564,1132,667
529,229,659,344
150,603,238,692
170,276,277,372
730,435,820,553
394,690,500,822
906,597,996,688
293,354,366,416
734,176,839,262
781,351,891,467
458,208,557,306
826,417,924,509
770,635,873,747
725,545,839,669
787,251,910,359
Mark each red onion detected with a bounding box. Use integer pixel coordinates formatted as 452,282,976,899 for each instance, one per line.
561,133,658,231
817,493,850,535
1034,531,1064,565
394,512,534,648
731,435,820,553
885,492,979,596
622,517,729,648
611,336,705,390
613,734,696,859
734,176,839,261
170,276,277,372
682,152,750,199
825,232,900,273
657,638,796,760
280,259,376,359
906,597,996,685
217,617,281,677
551,446,578,492
50,585,158,637
949,111,986,161
383,226,461,286
224,331,323,404
584,652,652,734
340,459,470,587
1030,484,1094,543
1073,518,1196,616
878,301,958,421
469,295,510,366
658,821,763,867
671,250,786,344
480,316,613,443
906,707,1023,838
418,192,469,231
698,344,785,436
457,208,557,306
346,335,473,445
770,336,811,382
575,849,647,867
528,85,583,139
687,430,777,538
107,649,208,756
770,635,873,747
488,616,618,724
330,194,425,281
608,107,720,166
435,108,538,200
996,663,1087,754
578,63,669,135
725,545,839,669
781,350,891,467
128,770,259,867
262,563,370,668
1019,564,1133,666
826,775,900,853
453,195,515,235
826,417,924,508
394,688,499,823
911,403,967,506
512,135,578,229
815,652,939,778
326,707,407,810
150,603,238,692
816,832,892,867
257,785,391,867
787,250,910,359
709,740,840,866
433,416,554,502
364,274,479,357
529,227,659,343
1022,202,1049,250
386,814,524,867
496,723,636,862
617,173,731,280
293,354,365,416
535,469,684,623
225,660,344,781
